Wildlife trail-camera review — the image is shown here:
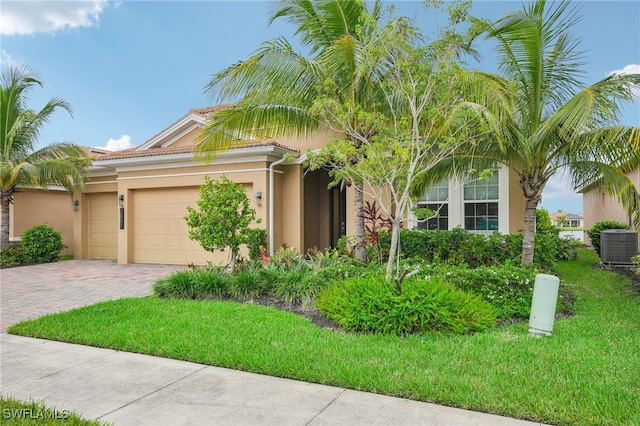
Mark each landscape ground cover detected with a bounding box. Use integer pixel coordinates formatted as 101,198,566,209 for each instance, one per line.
8,249,640,425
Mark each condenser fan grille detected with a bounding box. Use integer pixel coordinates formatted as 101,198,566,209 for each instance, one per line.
600,230,638,264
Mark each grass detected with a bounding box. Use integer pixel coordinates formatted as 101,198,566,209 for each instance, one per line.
0,396,106,425
7,249,640,425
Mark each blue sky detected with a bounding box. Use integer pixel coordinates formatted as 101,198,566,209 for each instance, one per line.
2,0,639,215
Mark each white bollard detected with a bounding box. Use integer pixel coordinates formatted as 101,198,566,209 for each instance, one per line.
528,273,560,337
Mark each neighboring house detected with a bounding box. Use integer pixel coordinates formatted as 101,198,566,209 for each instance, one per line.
2,146,108,256
582,167,640,247
73,106,528,265
549,211,584,228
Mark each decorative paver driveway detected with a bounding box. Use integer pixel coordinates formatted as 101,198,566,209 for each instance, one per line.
0,260,185,332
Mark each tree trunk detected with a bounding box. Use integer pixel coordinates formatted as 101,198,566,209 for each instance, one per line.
385,219,401,282
353,182,366,262
521,197,539,265
1,195,10,250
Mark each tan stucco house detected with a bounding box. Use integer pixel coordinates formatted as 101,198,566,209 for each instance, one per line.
582,167,640,247
2,147,108,256
72,106,527,265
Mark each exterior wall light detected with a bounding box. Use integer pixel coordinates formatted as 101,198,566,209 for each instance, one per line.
118,194,124,207
255,191,262,206
73,200,79,211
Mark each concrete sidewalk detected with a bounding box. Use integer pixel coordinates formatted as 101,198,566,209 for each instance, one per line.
1,334,544,426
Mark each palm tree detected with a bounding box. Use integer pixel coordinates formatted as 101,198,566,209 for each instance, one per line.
468,0,640,265
196,0,391,261
0,66,92,249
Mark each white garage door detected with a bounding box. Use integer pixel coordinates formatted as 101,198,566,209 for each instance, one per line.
133,188,212,264
87,193,118,260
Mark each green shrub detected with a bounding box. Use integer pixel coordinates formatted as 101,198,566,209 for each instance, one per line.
429,262,538,319
536,208,559,235
0,246,24,268
316,274,496,335
632,254,640,275
229,271,264,299
153,270,198,299
246,228,267,261
192,268,229,298
378,227,571,271
21,224,66,264
273,272,328,306
586,220,630,256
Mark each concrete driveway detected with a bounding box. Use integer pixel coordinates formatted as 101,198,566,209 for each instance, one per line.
0,260,185,332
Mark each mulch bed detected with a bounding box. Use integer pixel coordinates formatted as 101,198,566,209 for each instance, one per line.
599,264,640,296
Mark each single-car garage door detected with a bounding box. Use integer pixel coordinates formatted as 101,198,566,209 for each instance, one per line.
133,187,211,264
87,192,118,259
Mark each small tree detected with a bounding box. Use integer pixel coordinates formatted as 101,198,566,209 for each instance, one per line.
185,175,259,273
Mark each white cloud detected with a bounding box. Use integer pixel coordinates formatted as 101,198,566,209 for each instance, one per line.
540,173,583,214
609,64,640,98
0,50,21,68
96,135,134,151
0,1,108,36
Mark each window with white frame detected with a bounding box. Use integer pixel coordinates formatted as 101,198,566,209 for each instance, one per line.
464,173,499,231
417,180,449,230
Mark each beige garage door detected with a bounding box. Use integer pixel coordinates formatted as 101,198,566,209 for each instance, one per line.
133,188,211,264
87,193,118,260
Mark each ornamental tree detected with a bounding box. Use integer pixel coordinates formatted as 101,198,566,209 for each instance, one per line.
307,3,490,283
185,175,259,272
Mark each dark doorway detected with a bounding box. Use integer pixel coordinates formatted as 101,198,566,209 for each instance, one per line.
329,187,347,248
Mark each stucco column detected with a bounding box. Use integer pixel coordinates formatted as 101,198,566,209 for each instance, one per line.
280,164,304,253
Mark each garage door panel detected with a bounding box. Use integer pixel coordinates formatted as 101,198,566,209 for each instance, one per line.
133,188,213,264
87,193,118,260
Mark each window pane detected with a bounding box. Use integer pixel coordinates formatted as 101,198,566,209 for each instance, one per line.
465,201,499,232
476,186,487,200
464,203,475,216
438,187,448,201
464,186,475,200
465,172,499,201
487,184,499,199
465,217,475,230
440,218,449,230
476,217,488,230
421,181,448,202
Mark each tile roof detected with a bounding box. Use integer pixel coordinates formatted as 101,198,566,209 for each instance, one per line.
77,145,110,157
92,105,297,162
95,140,298,161
189,104,234,118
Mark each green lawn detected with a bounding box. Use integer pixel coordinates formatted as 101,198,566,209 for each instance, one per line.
0,396,106,425
8,249,640,425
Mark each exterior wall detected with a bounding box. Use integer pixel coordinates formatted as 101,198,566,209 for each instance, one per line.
508,168,526,234
583,168,639,246
280,164,304,251
8,189,74,256
276,128,337,153
168,127,201,148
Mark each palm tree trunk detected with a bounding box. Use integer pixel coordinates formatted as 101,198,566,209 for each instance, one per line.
1,195,11,250
521,197,539,265
353,182,366,262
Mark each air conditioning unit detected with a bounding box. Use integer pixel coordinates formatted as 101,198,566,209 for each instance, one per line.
600,230,638,265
